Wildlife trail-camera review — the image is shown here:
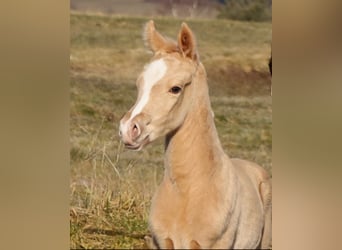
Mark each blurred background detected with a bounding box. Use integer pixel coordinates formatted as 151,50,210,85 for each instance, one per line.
71,0,272,21
70,0,272,248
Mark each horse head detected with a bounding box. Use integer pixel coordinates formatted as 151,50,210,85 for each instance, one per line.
119,21,199,150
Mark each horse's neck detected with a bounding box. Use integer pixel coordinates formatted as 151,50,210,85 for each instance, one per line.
164,64,228,192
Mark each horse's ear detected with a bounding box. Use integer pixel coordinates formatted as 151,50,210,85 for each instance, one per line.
143,20,178,54
177,22,198,61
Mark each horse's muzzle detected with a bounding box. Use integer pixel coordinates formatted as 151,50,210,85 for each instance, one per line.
119,114,150,150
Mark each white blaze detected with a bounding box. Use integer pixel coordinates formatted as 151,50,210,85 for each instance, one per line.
131,58,167,118
120,58,167,136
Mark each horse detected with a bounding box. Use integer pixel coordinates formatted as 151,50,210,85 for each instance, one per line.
119,20,272,249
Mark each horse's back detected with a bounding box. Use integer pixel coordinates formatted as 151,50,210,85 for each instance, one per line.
231,158,270,184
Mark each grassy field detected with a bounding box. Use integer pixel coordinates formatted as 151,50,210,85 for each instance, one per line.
70,13,272,249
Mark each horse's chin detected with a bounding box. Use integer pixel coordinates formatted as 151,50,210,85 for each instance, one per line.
124,144,143,151
124,135,150,151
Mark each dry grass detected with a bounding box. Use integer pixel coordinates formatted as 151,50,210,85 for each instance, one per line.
70,13,272,249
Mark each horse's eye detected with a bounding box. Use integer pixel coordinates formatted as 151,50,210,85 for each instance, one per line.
169,86,182,94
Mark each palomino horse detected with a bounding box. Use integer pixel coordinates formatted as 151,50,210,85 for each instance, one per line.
119,20,272,249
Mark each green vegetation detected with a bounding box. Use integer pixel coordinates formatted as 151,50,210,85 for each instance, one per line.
218,0,272,22
70,13,271,249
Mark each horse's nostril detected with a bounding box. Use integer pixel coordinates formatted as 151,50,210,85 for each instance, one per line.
131,123,140,140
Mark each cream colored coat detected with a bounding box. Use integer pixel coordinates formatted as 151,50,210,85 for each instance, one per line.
119,20,271,249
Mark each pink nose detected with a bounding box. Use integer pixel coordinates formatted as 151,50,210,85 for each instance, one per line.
119,120,141,146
